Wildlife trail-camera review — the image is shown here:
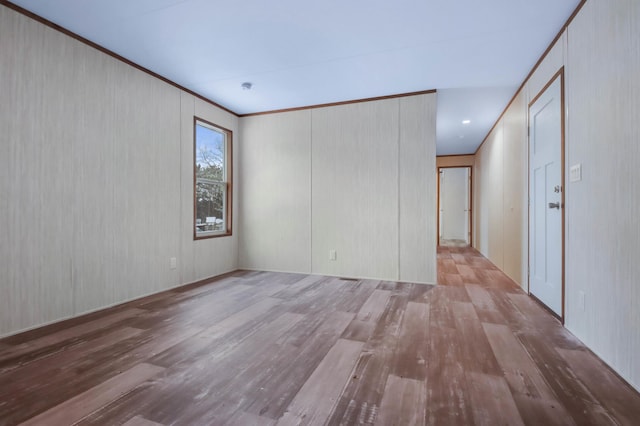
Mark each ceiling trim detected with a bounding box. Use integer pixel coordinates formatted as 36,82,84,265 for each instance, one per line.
2,0,584,135
239,89,437,117
1,0,239,116
2,0,436,120
474,0,587,156
436,154,476,158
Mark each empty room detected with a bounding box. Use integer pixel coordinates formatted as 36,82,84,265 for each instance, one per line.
1,0,639,424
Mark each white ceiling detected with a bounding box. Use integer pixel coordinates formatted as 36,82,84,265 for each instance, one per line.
8,0,581,155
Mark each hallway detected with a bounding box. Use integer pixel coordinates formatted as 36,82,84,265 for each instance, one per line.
434,245,640,425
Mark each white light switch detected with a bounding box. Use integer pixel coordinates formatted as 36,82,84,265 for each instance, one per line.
329,250,337,261
170,257,177,269
570,164,582,182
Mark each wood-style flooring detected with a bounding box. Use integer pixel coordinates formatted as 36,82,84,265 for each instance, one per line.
1,246,640,425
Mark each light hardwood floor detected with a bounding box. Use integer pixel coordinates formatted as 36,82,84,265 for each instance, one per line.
1,247,639,425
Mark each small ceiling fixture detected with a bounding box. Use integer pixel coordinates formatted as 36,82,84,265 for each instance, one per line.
462,119,471,125
241,82,253,90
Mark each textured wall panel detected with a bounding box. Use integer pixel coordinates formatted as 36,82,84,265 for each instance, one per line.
69,40,182,314
501,91,527,287
239,95,437,282
311,100,400,280
0,5,237,337
238,111,312,273
565,0,640,390
399,94,437,283
527,33,566,103
475,124,505,269
0,9,76,333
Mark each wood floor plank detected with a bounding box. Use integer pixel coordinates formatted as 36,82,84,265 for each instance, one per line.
271,274,329,299
0,308,144,365
512,396,578,426
391,301,429,380
78,312,306,425
131,283,257,328
558,348,640,425
121,415,165,426
243,271,309,288
0,323,202,424
479,269,520,293
517,333,617,425
465,284,504,324
507,293,560,325
426,287,456,329
425,325,473,425
375,375,426,426
355,289,392,323
240,311,356,420
150,311,306,423
482,322,556,400
147,299,283,369
440,258,459,274
327,292,409,424
507,293,583,350
225,412,276,426
450,302,501,375
482,323,577,425
442,273,464,286
276,338,364,426
450,253,468,264
137,281,252,311
333,279,381,314
465,372,525,426
456,264,478,283
342,289,391,342
20,363,164,425
1,252,638,425
196,297,281,341
488,288,533,333
408,283,435,304
0,327,143,394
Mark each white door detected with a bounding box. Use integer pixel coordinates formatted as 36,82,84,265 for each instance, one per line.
440,167,470,244
529,75,563,317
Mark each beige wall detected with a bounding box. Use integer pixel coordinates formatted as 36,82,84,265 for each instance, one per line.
238,111,312,273
474,0,640,390
474,91,527,285
564,0,640,391
0,5,238,337
475,32,566,287
240,94,437,283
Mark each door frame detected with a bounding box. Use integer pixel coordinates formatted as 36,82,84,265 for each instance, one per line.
437,166,473,247
527,67,566,322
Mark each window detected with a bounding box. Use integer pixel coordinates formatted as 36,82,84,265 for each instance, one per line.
194,118,232,239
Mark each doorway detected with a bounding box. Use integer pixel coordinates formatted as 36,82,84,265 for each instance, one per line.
528,69,565,320
438,166,472,247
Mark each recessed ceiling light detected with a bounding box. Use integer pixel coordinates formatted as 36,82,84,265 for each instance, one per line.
241,82,253,90
462,119,471,125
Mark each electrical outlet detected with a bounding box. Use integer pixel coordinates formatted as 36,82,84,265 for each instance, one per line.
329,250,337,261
170,257,177,270
570,164,582,182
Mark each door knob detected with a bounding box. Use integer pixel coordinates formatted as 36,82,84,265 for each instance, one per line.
548,202,560,209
